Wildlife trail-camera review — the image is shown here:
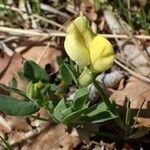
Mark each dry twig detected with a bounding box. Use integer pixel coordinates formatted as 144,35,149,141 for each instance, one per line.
0,26,150,40
114,59,150,83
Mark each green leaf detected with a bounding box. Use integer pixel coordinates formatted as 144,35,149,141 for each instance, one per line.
60,64,72,85
53,99,67,121
84,102,107,116
81,102,117,123
82,111,117,123
0,83,27,98
73,87,89,110
23,60,49,82
60,107,73,120
125,100,132,125
128,127,150,139
94,0,101,11
62,107,88,125
0,94,40,116
48,100,58,114
0,135,12,150
30,0,40,14
60,63,78,85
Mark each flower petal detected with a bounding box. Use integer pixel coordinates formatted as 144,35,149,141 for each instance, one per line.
92,56,114,72
64,16,95,65
89,35,115,72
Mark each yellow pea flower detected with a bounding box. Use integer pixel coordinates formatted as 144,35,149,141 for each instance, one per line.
64,16,115,73
64,16,95,65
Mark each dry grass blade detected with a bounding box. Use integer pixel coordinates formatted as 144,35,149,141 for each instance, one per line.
102,34,150,39
40,3,70,19
0,27,66,37
0,3,66,30
0,26,149,40
32,14,66,29
0,42,14,57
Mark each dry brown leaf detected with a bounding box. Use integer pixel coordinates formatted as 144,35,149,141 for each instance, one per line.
110,77,150,127
5,116,32,132
30,109,51,128
22,46,61,73
0,52,11,76
0,53,23,85
104,9,150,77
21,125,80,150
110,77,150,109
118,41,150,77
0,116,11,133
8,130,26,145
136,117,150,128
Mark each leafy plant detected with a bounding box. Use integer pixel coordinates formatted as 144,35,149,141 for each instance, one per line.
0,16,149,142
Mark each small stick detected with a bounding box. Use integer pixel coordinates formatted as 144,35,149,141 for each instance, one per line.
0,26,150,40
2,36,18,43
0,42,14,57
114,59,150,83
101,34,150,40
32,14,66,29
0,27,65,37
10,125,48,146
40,3,70,19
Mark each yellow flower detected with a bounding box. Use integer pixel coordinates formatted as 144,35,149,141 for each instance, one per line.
89,35,115,72
64,16,115,73
64,16,95,66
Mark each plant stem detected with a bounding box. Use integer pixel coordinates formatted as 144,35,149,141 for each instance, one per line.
92,77,115,113
92,77,127,131
0,135,12,150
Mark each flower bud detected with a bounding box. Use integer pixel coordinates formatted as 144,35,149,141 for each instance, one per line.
79,67,93,87
26,81,46,101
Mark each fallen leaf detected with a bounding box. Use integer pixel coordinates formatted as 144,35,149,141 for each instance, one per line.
136,117,150,128
118,41,150,77
6,116,32,132
0,52,11,77
0,116,11,133
110,77,150,109
22,46,61,73
0,53,23,85
110,77,150,127
8,130,26,145
21,125,80,150
104,9,150,77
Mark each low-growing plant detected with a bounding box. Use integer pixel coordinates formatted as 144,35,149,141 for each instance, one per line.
0,16,149,146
